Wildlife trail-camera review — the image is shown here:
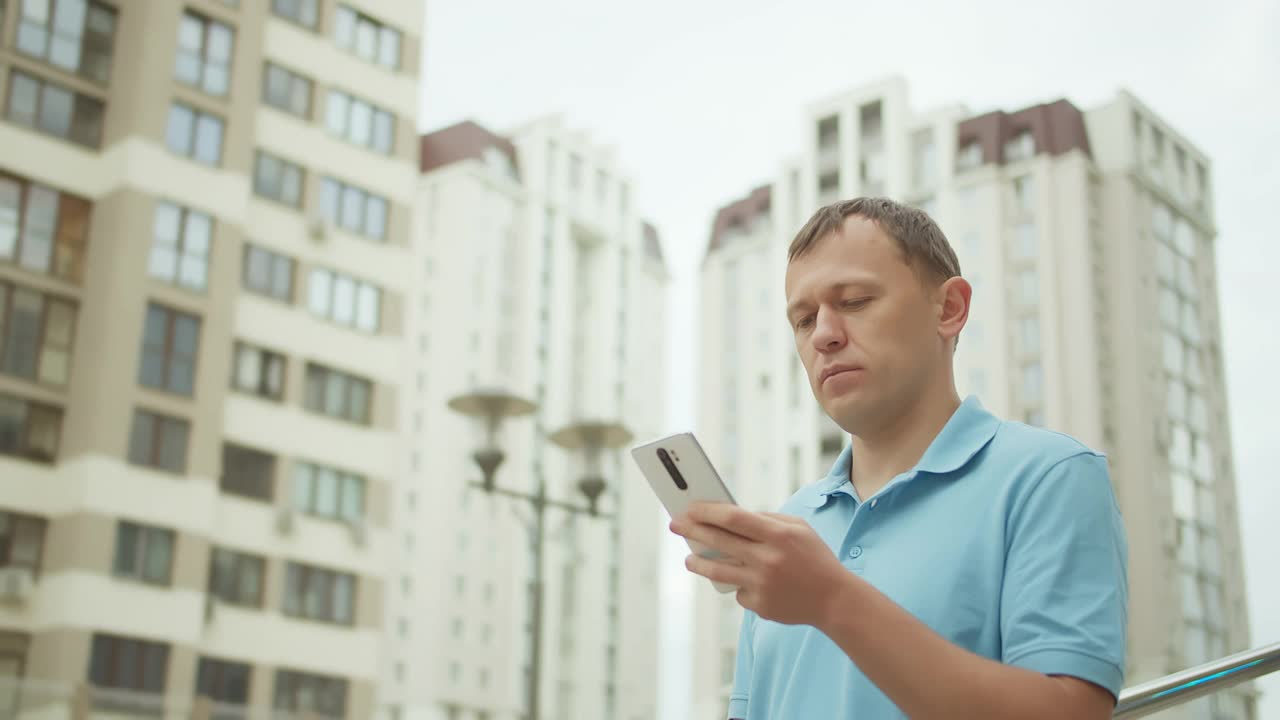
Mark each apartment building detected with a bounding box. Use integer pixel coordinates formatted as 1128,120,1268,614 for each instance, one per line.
374,117,669,720
693,77,1253,720
0,1,422,716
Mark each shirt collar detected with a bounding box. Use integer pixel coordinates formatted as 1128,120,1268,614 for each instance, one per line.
798,395,1000,509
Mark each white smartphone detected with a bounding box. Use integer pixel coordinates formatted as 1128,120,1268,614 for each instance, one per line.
631,432,739,594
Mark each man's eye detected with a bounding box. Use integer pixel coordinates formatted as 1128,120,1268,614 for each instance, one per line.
794,316,814,330
841,298,871,310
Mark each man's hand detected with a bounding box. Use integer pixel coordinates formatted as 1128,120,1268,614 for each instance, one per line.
670,502,852,626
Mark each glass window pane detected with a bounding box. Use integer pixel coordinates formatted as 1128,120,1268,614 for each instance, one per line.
167,104,195,155
365,195,387,240
241,556,263,604
1197,484,1216,528
293,464,314,510
325,91,348,136
281,165,302,206
143,530,172,582
208,23,233,62
1171,471,1194,520
0,179,20,261
50,0,86,71
314,467,339,516
354,19,376,61
158,418,188,471
372,110,393,153
340,186,363,231
194,114,223,165
332,275,356,325
17,0,51,57
333,6,355,48
234,345,260,391
114,522,138,575
0,289,43,379
323,372,346,416
319,179,340,224
21,186,58,273
377,27,400,68
348,379,369,423
271,255,293,299
7,74,40,128
1180,571,1202,621
173,315,199,355
349,100,372,146
128,411,155,465
1163,333,1184,375
26,405,60,459
175,16,203,84
340,475,363,521
355,284,379,331
289,75,311,117
264,353,283,396
332,574,353,623
38,83,73,138
1201,532,1221,577
245,246,270,291
308,269,332,317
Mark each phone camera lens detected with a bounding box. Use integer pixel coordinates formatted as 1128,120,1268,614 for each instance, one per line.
657,448,687,491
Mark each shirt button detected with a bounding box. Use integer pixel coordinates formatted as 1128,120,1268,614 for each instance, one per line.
849,546,863,559
870,499,878,508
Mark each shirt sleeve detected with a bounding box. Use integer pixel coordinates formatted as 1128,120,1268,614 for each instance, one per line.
1000,452,1129,698
726,609,756,719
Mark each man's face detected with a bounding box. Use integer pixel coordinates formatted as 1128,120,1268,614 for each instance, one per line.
783,216,957,435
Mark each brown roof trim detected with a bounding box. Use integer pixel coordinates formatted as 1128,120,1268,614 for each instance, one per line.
956,98,1092,165
707,184,772,255
419,120,521,177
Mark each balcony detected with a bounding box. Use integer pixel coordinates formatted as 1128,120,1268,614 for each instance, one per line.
0,678,348,720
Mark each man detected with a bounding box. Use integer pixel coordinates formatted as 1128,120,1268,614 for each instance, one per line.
671,198,1128,719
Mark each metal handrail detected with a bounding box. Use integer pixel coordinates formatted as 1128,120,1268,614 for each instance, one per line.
1114,642,1280,718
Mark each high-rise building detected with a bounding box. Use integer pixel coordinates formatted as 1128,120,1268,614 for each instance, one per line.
381,117,668,720
694,77,1254,720
0,1,423,716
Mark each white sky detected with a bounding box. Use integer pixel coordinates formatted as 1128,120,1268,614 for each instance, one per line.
418,1,1280,717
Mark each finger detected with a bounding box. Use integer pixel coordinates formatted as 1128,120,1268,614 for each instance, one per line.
675,520,761,563
686,553,751,587
686,503,780,541
760,512,805,525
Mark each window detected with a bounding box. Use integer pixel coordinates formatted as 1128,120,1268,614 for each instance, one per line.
220,443,275,501
196,657,250,705
324,90,394,153
242,244,294,302
271,0,317,29
148,202,211,291
208,547,264,607
817,170,839,194
1012,222,1036,260
262,62,312,118
274,669,347,717
303,363,371,424
1021,363,1042,403
252,152,304,207
334,5,400,69
1020,315,1040,354
0,393,61,462
911,129,936,189
231,343,285,400
1152,201,1173,240
292,461,365,523
318,177,388,240
1164,332,1185,376
166,103,224,166
1004,130,1035,162
175,12,233,96
0,510,47,572
0,281,77,386
307,268,381,332
89,634,168,693
16,0,117,83
0,174,91,282
956,141,983,171
1017,268,1039,305
283,562,356,624
138,304,200,395
112,521,174,585
1011,175,1035,215
6,70,104,147
127,409,190,473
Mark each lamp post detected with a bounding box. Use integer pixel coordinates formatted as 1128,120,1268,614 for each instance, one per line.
447,388,632,720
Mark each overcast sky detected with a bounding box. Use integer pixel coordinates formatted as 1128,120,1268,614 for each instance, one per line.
419,1,1280,716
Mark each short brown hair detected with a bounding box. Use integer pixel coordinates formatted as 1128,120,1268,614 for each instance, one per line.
788,197,961,285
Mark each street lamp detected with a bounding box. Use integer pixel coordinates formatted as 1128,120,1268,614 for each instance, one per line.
447,388,632,720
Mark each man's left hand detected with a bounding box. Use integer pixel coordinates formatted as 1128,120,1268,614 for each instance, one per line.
670,503,852,626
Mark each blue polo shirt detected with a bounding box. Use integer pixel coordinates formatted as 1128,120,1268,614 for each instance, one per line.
728,396,1128,719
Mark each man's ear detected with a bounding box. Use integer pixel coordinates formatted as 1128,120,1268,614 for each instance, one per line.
937,276,971,346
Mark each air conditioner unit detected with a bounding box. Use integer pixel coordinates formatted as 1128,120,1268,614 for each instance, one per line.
0,567,34,604
275,507,296,534
347,517,367,547
306,212,330,243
